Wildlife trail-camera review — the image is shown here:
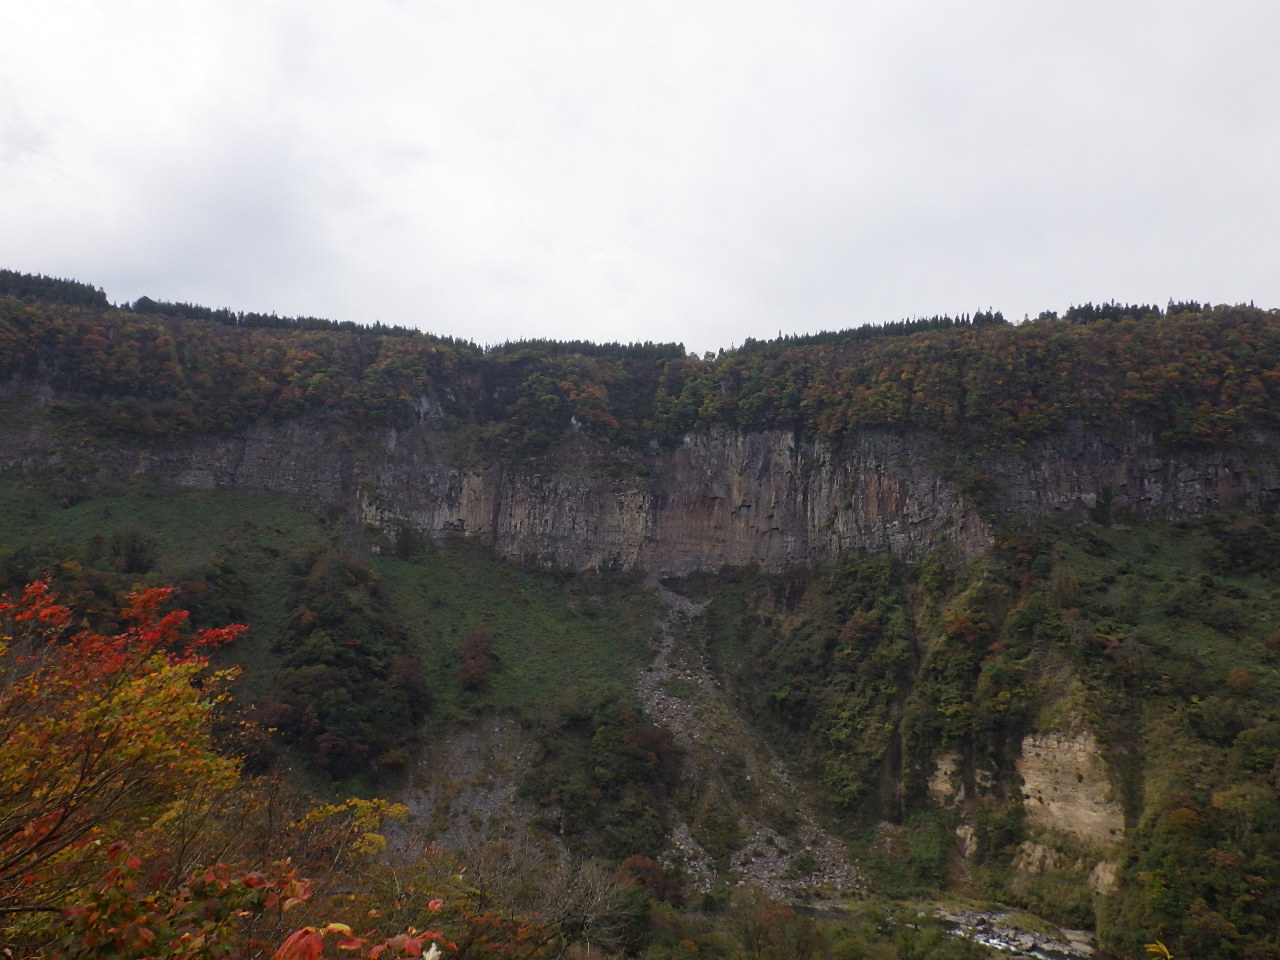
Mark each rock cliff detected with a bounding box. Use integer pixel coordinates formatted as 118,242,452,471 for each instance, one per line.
4,386,1280,575
1017,729,1125,846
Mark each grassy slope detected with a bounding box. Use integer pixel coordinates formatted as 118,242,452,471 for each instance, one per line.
373,539,658,727
0,475,656,746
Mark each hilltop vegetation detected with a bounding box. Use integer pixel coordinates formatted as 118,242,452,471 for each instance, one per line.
3,272,1279,455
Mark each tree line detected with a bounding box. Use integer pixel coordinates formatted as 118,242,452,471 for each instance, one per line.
2,271,1279,455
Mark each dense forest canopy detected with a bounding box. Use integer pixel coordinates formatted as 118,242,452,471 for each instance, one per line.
0,268,110,307
1,269,1277,455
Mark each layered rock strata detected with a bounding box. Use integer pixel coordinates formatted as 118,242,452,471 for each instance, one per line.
4,393,1279,575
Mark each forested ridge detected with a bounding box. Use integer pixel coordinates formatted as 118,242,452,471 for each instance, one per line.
3,270,1279,454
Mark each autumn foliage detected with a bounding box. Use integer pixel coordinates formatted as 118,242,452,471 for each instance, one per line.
0,582,610,959
0,581,245,919
0,583,455,958
5,287,1280,459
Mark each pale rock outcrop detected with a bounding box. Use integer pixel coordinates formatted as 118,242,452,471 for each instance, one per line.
1012,841,1067,875
1017,729,1125,847
1090,858,1120,894
927,751,963,806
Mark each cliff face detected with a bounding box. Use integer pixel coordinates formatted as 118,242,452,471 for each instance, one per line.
4,389,1280,574
95,421,990,574
1017,729,1125,846
991,425,1280,520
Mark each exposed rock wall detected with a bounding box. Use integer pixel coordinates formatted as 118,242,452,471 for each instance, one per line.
3,388,1279,575
1017,729,1125,847
0,411,990,574
1012,728,1126,897
348,425,989,573
349,425,995,573
993,424,1280,520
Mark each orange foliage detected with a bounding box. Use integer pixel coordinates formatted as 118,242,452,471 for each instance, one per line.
0,582,247,917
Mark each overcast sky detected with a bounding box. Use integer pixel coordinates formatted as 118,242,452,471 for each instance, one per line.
2,1,1277,354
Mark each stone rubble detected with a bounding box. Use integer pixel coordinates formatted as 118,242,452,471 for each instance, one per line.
639,576,863,901
936,908,1100,959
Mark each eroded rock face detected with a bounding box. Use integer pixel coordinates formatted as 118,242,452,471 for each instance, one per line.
1012,841,1067,875
346,426,993,573
1090,858,1120,894
4,391,1280,575
1010,844,1120,896
991,424,1280,521
928,751,963,806
362,426,996,573
1017,730,1125,848
639,428,989,572
0,412,990,574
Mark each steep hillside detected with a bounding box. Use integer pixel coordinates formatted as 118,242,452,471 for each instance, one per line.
683,518,1280,957
4,273,1280,958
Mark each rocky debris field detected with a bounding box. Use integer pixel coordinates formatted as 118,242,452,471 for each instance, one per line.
936,907,1101,959
639,576,862,901
390,717,544,857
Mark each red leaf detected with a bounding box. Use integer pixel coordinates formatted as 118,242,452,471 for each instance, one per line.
276,928,324,960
